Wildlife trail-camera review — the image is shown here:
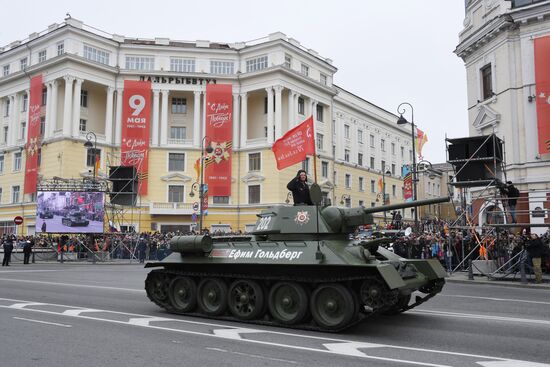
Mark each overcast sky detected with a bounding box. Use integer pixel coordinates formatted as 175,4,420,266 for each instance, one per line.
1,0,468,163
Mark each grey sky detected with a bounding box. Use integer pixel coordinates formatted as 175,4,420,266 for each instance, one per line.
1,0,468,163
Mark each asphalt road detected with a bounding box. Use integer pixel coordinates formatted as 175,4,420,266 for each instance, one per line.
0,264,549,367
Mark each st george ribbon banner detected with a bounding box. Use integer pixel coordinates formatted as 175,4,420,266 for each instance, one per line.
24,75,43,194
205,84,233,196
272,116,316,170
121,80,151,195
534,35,550,154
402,165,413,203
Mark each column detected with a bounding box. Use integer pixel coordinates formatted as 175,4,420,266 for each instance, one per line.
294,93,300,126
305,96,311,118
152,89,160,146
9,95,18,145
287,90,294,129
72,78,83,137
202,89,207,140
232,93,240,149
311,100,317,122
45,83,52,139
160,90,169,145
104,86,114,144
240,93,248,148
49,81,58,137
115,88,123,145
62,76,74,137
274,86,283,139
266,87,274,144
193,91,201,147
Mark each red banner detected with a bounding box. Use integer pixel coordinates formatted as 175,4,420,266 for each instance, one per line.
402,165,413,203
120,80,151,195
415,127,428,160
24,75,43,194
205,84,233,196
272,116,315,170
534,36,550,154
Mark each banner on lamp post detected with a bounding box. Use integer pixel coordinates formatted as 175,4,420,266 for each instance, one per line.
24,75,43,194
402,165,413,203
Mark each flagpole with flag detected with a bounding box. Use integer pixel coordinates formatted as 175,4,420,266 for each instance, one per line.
271,115,316,174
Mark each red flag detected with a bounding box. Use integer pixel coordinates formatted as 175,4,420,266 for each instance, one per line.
24,75,43,194
272,116,315,170
94,154,100,176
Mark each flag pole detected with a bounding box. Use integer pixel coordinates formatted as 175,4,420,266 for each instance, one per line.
312,115,318,183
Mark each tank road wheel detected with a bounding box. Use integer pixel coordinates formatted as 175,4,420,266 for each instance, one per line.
360,277,396,311
169,277,197,312
310,283,356,331
145,271,171,305
268,282,309,325
197,278,228,316
383,294,412,315
228,280,265,320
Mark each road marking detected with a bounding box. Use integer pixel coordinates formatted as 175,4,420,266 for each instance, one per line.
412,309,550,326
13,317,72,328
62,308,101,316
0,278,145,293
477,361,550,367
9,302,45,309
443,294,550,306
213,327,264,339
205,347,299,364
1,297,549,367
128,317,172,326
0,270,60,273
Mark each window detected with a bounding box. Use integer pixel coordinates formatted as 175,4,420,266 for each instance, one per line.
12,186,20,203
358,200,364,207
125,55,154,70
381,139,385,152
332,144,336,157
83,45,110,65
168,185,184,203
20,122,26,140
3,127,8,143
210,60,234,74
13,152,22,171
301,63,309,76
333,171,337,185
248,153,261,171
316,104,323,122
42,88,47,106
345,174,351,188
320,73,327,85
297,97,304,115
359,177,364,191
213,196,230,204
20,57,27,70
38,50,47,63
381,160,386,172
0,155,4,173
168,153,185,171
4,98,10,117
371,202,376,208
409,150,413,161
22,94,28,112
171,98,187,114
302,157,310,174
321,161,328,178
37,148,42,167
344,149,350,162
57,42,65,56
171,58,195,72
316,133,324,151
370,156,375,169
358,153,363,166
79,119,87,132
344,125,350,139
80,90,88,108
248,185,260,204
391,164,396,176
391,142,396,155
392,185,396,197
2,65,9,76
370,180,375,193
357,129,363,144
170,126,186,140
401,146,404,158
245,55,268,72
481,64,492,100
370,134,375,147
284,54,292,68
86,148,101,167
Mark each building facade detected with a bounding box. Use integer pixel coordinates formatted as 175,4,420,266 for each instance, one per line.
455,0,550,229
0,17,415,235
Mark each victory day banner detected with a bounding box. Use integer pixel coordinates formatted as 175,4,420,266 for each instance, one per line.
534,36,550,154
24,75,43,194
272,116,316,170
121,80,151,195
402,165,413,202
205,84,233,196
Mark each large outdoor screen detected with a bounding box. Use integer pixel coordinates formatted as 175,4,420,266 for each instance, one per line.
36,191,105,234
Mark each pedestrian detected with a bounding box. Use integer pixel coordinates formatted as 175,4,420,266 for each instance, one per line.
41,221,47,233
137,236,147,263
2,235,15,266
286,170,313,206
23,239,33,264
526,233,549,284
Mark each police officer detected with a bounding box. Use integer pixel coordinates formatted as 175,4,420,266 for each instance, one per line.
286,170,313,206
2,235,15,266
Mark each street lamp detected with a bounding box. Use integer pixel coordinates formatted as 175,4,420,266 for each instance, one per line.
397,102,418,232
189,136,213,234
83,132,97,178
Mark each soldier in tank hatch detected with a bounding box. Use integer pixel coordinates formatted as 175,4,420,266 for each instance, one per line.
287,169,313,206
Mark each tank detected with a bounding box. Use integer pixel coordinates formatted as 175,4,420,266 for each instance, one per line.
61,211,89,227
144,190,449,332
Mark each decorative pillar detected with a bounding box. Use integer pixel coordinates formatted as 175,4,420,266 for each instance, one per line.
274,86,283,140
288,90,294,129
105,86,114,144
115,88,123,144
45,83,52,139
193,91,201,147
160,90,169,145
305,96,311,118
266,87,274,144
62,76,74,137
240,92,248,148
232,93,240,149
72,78,83,137
49,81,58,137
152,89,160,146
294,93,300,126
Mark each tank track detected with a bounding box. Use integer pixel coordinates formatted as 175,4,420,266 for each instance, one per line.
145,268,444,332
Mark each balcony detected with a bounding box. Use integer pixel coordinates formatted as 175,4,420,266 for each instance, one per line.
167,138,193,146
149,201,194,215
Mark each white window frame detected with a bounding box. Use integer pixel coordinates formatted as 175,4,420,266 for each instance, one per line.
170,58,196,73
247,184,261,204
22,94,28,112
210,60,234,75
391,142,396,155
370,156,375,169
316,104,323,122
301,63,309,76
20,57,27,70
57,41,65,56
20,122,26,141
370,134,375,148
359,177,364,191
344,149,350,162
3,64,9,76
370,180,376,193
86,148,101,168
357,129,363,144
125,55,155,70
245,55,268,73
171,97,187,114
320,73,327,85
83,44,110,65
284,54,292,68
0,155,4,173
248,152,261,172
168,152,186,172
345,174,351,189
321,161,328,178
381,139,385,152
316,133,324,151
344,125,350,139
170,126,186,140
167,184,185,203
13,152,22,171
79,119,87,132
38,50,47,63
11,185,20,203
358,152,363,166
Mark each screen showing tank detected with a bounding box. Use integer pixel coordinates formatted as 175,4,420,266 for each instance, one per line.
35,191,105,234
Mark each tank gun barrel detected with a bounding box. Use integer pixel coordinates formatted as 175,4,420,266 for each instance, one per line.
362,196,450,214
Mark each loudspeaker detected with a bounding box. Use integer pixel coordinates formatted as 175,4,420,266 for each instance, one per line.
108,166,138,206
448,143,468,161
448,135,503,162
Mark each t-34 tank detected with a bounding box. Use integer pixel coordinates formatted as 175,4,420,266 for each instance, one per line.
145,187,449,332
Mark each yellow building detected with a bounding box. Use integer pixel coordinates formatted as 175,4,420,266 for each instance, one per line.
0,17,416,235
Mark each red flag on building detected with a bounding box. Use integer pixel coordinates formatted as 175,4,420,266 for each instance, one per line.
534,35,550,154
272,116,315,170
24,75,43,194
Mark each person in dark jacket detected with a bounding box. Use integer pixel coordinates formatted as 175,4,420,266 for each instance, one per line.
23,239,33,264
526,233,549,284
500,181,520,223
2,235,15,266
286,170,313,206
